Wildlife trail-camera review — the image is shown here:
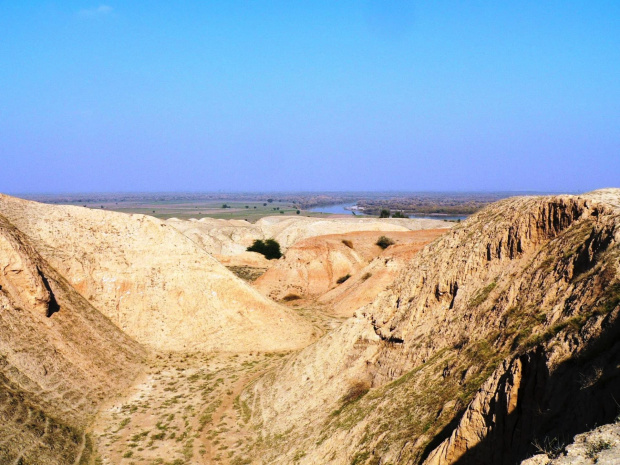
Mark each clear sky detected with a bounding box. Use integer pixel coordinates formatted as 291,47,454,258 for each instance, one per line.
1,1,618,193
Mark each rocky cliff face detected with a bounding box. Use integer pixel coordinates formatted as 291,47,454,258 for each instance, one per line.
0,194,316,352
242,190,620,464
0,213,145,464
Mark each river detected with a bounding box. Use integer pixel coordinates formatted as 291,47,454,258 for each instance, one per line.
308,203,468,221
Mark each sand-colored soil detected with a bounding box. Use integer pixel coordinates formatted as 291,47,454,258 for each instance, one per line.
92,351,287,465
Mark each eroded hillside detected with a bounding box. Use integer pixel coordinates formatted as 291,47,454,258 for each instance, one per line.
254,230,446,316
241,190,620,464
166,215,449,256
0,194,316,352
0,214,145,464
1,190,618,465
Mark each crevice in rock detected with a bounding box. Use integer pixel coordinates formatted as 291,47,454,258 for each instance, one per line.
37,270,60,318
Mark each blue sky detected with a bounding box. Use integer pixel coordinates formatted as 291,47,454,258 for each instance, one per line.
1,1,618,193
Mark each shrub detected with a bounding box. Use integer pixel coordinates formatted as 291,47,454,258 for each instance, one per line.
341,381,370,404
585,440,612,460
337,274,351,284
379,209,391,218
246,239,282,260
376,236,395,249
392,211,407,218
469,281,497,307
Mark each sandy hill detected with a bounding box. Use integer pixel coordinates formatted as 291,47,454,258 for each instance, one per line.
166,215,450,255
253,230,446,311
0,213,145,464
319,230,447,317
0,194,316,352
241,190,620,464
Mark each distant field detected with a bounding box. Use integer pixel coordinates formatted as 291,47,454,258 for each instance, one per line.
35,198,339,222
19,191,549,222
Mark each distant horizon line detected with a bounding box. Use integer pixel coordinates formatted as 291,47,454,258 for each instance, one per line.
6,189,586,197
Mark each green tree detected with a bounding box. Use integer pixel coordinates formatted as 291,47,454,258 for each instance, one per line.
379,209,390,218
392,211,407,218
247,238,282,260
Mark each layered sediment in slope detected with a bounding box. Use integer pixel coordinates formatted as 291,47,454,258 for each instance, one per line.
242,189,620,465
166,215,449,255
253,230,446,311
0,194,316,352
0,214,145,464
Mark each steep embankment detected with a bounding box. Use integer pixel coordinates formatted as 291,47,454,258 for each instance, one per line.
0,213,145,465
166,215,449,256
242,190,620,465
0,194,316,352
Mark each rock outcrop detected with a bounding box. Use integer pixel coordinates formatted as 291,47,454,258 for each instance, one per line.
520,421,620,465
242,190,620,464
0,194,316,352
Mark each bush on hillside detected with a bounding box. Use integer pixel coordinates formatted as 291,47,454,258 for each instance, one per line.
336,274,351,284
376,236,395,249
247,239,282,260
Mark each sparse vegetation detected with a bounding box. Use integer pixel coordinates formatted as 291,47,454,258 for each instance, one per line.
469,281,497,307
337,274,351,284
341,381,370,405
376,236,395,249
532,436,567,459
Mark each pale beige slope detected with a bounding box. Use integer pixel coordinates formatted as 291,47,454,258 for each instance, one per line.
0,194,316,352
167,214,450,256
0,213,145,465
242,190,620,465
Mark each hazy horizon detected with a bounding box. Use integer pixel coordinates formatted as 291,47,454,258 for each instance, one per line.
11,188,584,197
2,2,618,193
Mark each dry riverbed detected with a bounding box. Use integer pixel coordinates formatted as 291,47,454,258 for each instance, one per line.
91,351,289,465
